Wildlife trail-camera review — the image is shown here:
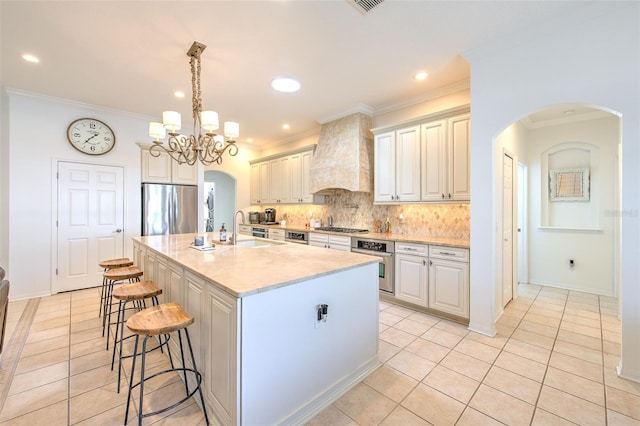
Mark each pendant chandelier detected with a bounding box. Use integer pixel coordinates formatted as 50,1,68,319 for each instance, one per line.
148,41,239,166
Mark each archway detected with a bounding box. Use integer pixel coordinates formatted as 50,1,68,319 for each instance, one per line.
204,170,237,234
494,103,621,309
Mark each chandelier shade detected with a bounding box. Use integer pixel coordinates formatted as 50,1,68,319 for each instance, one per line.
149,41,239,166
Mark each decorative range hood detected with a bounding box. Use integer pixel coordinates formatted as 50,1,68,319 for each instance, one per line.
309,112,373,194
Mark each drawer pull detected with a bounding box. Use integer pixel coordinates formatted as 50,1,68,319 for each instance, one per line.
438,252,456,256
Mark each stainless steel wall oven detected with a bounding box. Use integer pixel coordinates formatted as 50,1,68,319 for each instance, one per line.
351,237,395,294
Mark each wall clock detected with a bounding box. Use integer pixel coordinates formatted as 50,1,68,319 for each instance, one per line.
66,118,116,155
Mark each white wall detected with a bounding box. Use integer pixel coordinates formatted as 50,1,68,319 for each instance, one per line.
465,3,640,381
1,91,255,300
527,117,618,296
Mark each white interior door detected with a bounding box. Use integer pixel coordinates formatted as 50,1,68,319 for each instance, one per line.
502,153,514,306
56,162,124,293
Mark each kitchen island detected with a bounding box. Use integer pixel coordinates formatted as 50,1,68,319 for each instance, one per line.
132,233,380,425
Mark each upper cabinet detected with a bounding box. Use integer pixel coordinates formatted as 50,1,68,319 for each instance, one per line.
374,126,421,203
373,108,470,204
140,145,198,185
250,147,324,205
250,161,270,205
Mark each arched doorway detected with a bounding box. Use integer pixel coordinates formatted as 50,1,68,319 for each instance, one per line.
204,170,237,234
495,104,621,308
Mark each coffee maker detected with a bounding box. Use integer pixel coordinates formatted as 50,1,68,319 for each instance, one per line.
264,208,277,224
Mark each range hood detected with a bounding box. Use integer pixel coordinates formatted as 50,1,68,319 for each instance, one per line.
309,112,373,194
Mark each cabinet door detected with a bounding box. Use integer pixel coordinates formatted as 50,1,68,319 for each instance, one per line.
172,160,198,185
250,162,270,204
428,258,469,318
421,120,447,201
184,272,204,374
269,157,290,203
155,257,168,304
395,253,428,307
203,284,239,424
289,153,302,203
374,132,396,203
395,126,421,202
141,149,172,183
447,114,471,201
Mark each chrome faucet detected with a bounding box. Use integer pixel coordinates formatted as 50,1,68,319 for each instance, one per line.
232,210,246,245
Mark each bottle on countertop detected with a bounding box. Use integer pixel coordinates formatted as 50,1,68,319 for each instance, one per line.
384,217,391,234
219,223,227,242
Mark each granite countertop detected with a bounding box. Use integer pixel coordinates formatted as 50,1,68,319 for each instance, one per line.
252,223,470,249
134,233,379,298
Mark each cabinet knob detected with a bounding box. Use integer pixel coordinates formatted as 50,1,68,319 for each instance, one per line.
423,259,427,266
448,193,452,199
442,193,445,199
429,260,433,266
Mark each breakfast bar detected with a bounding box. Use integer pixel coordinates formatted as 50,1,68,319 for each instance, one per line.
132,233,381,425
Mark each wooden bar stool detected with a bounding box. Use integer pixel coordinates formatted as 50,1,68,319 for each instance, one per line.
98,258,133,320
102,265,143,344
111,280,165,393
125,302,209,426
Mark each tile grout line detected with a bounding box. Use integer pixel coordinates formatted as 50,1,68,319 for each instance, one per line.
0,297,41,414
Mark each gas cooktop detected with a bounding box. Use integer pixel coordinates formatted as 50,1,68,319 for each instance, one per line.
315,227,368,233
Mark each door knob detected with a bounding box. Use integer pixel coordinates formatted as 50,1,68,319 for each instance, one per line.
114,228,123,233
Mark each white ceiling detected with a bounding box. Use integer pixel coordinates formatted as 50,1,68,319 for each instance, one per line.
1,0,587,146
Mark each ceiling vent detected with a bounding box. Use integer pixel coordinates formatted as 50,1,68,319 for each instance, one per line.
347,0,385,14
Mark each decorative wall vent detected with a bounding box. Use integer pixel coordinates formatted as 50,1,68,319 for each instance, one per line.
347,0,385,14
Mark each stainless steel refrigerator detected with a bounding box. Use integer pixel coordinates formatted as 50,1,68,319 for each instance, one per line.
141,183,198,236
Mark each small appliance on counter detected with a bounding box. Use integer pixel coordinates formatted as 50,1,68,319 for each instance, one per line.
249,211,264,224
263,208,278,225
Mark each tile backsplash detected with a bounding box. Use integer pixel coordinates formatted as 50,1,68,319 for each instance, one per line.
254,190,470,240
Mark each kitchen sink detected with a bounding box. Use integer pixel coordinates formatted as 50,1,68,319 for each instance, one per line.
236,239,285,248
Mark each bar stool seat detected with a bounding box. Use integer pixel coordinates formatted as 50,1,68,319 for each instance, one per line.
125,302,209,426
103,266,144,343
111,280,164,393
98,258,134,321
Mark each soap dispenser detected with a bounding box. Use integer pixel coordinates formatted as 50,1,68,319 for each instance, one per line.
219,223,227,242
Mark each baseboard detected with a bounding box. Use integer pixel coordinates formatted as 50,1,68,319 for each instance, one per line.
278,355,381,425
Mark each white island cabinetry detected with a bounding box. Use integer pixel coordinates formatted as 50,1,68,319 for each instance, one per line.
133,234,379,425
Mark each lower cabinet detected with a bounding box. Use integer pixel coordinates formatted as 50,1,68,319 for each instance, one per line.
395,243,429,307
394,243,469,319
309,233,351,251
429,257,469,318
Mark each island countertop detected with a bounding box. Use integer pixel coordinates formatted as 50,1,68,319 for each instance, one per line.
133,233,380,298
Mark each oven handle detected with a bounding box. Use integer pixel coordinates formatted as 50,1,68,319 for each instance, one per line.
351,248,393,257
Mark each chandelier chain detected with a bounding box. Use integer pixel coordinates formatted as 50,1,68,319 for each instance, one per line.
149,41,239,167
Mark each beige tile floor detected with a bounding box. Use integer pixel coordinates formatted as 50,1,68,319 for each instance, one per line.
0,284,639,425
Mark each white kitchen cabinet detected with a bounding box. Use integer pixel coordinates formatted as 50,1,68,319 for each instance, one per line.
269,156,290,204
421,114,470,202
290,150,324,204
309,233,351,251
268,228,285,241
374,126,421,203
428,245,469,318
202,281,239,424
140,145,198,185
238,224,252,236
250,161,270,204
394,242,429,307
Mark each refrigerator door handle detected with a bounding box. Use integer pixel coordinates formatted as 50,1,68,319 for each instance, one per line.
168,187,175,234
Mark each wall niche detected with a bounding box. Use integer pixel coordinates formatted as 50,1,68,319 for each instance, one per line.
540,142,600,230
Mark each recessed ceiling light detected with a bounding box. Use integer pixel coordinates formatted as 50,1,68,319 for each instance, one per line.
282,124,290,130
414,71,428,81
174,91,185,98
271,77,301,93
22,54,39,63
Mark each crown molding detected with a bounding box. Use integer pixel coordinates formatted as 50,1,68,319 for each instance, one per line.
373,79,470,117
3,87,157,121
316,103,374,124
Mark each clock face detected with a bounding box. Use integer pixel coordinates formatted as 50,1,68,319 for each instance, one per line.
67,118,116,155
